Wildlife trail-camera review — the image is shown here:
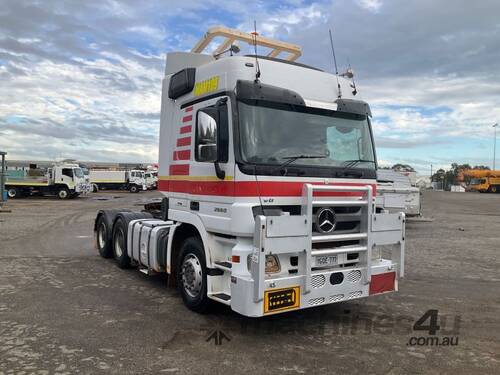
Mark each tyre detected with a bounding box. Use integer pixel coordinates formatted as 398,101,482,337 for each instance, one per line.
96,215,113,258
92,184,99,193
177,237,210,313
57,187,70,199
490,186,498,193
7,188,20,199
112,217,131,268
129,185,139,193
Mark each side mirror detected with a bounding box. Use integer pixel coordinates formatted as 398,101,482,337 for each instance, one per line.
198,143,217,162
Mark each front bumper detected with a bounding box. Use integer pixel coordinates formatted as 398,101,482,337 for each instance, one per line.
75,183,92,194
228,183,405,317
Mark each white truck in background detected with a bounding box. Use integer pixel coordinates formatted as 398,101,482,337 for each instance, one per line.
89,169,147,193
145,169,158,190
94,26,405,317
5,163,91,199
376,169,421,216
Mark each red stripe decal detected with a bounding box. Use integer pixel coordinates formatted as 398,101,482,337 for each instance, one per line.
173,150,191,161
158,180,377,197
176,137,191,147
169,164,190,175
182,115,192,123
180,125,192,134
185,106,193,112
369,272,396,295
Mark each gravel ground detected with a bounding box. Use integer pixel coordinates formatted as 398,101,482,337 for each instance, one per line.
0,190,499,374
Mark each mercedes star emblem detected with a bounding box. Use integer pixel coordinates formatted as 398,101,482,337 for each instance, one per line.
315,207,337,234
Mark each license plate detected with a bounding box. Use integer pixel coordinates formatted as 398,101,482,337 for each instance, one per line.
315,255,337,267
264,286,300,314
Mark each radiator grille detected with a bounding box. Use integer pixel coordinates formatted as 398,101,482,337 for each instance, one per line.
308,297,325,306
311,274,326,288
347,270,362,283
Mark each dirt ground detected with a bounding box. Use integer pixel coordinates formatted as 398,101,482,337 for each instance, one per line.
0,190,499,374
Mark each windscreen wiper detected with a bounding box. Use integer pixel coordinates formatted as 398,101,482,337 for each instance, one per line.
340,159,375,172
271,154,328,174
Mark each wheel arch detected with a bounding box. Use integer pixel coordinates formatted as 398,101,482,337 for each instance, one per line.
167,214,212,286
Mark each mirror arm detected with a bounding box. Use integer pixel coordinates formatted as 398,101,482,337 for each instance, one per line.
214,161,226,180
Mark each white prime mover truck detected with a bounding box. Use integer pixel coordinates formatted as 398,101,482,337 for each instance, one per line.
6,163,91,199
89,169,147,193
94,26,405,317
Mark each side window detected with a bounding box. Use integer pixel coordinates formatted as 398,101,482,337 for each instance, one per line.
195,109,218,162
62,168,73,178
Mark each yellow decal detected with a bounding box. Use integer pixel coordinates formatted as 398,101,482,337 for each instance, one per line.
193,76,219,96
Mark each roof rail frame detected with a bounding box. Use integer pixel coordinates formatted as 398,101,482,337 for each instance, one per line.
191,26,302,61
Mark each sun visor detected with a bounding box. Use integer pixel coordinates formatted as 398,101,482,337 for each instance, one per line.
236,80,305,106
335,98,372,117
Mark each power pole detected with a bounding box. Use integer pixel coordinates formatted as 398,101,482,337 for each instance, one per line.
493,123,498,170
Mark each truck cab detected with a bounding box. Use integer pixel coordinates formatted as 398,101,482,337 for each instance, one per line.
95,26,405,317
129,170,147,191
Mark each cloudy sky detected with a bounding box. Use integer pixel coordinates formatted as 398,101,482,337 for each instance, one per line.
0,0,499,174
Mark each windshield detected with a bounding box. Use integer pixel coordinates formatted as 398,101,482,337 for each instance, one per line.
238,101,376,170
470,178,485,185
73,168,84,178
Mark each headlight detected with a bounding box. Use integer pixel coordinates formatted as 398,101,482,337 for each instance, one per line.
246,254,281,274
265,255,280,274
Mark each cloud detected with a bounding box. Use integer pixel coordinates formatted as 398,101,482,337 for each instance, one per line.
0,0,498,174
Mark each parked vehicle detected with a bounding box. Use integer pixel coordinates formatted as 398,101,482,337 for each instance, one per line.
94,26,405,317
89,169,146,193
458,169,500,193
376,169,421,216
145,169,158,190
5,163,91,199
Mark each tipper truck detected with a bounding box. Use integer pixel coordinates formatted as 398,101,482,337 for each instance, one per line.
6,162,91,199
94,26,405,317
89,169,147,193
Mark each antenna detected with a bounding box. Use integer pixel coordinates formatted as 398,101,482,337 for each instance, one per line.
252,20,261,83
328,28,342,99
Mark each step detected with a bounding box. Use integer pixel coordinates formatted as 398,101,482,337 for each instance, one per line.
214,261,232,272
209,292,231,305
138,266,155,275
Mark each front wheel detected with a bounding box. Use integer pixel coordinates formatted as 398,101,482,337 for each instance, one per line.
177,237,210,313
129,185,139,193
57,187,70,199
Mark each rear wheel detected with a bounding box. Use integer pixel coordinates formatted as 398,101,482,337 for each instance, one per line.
112,217,130,268
57,187,70,199
177,237,210,313
96,215,113,258
92,184,99,193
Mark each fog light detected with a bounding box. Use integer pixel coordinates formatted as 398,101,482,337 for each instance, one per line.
265,255,281,274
